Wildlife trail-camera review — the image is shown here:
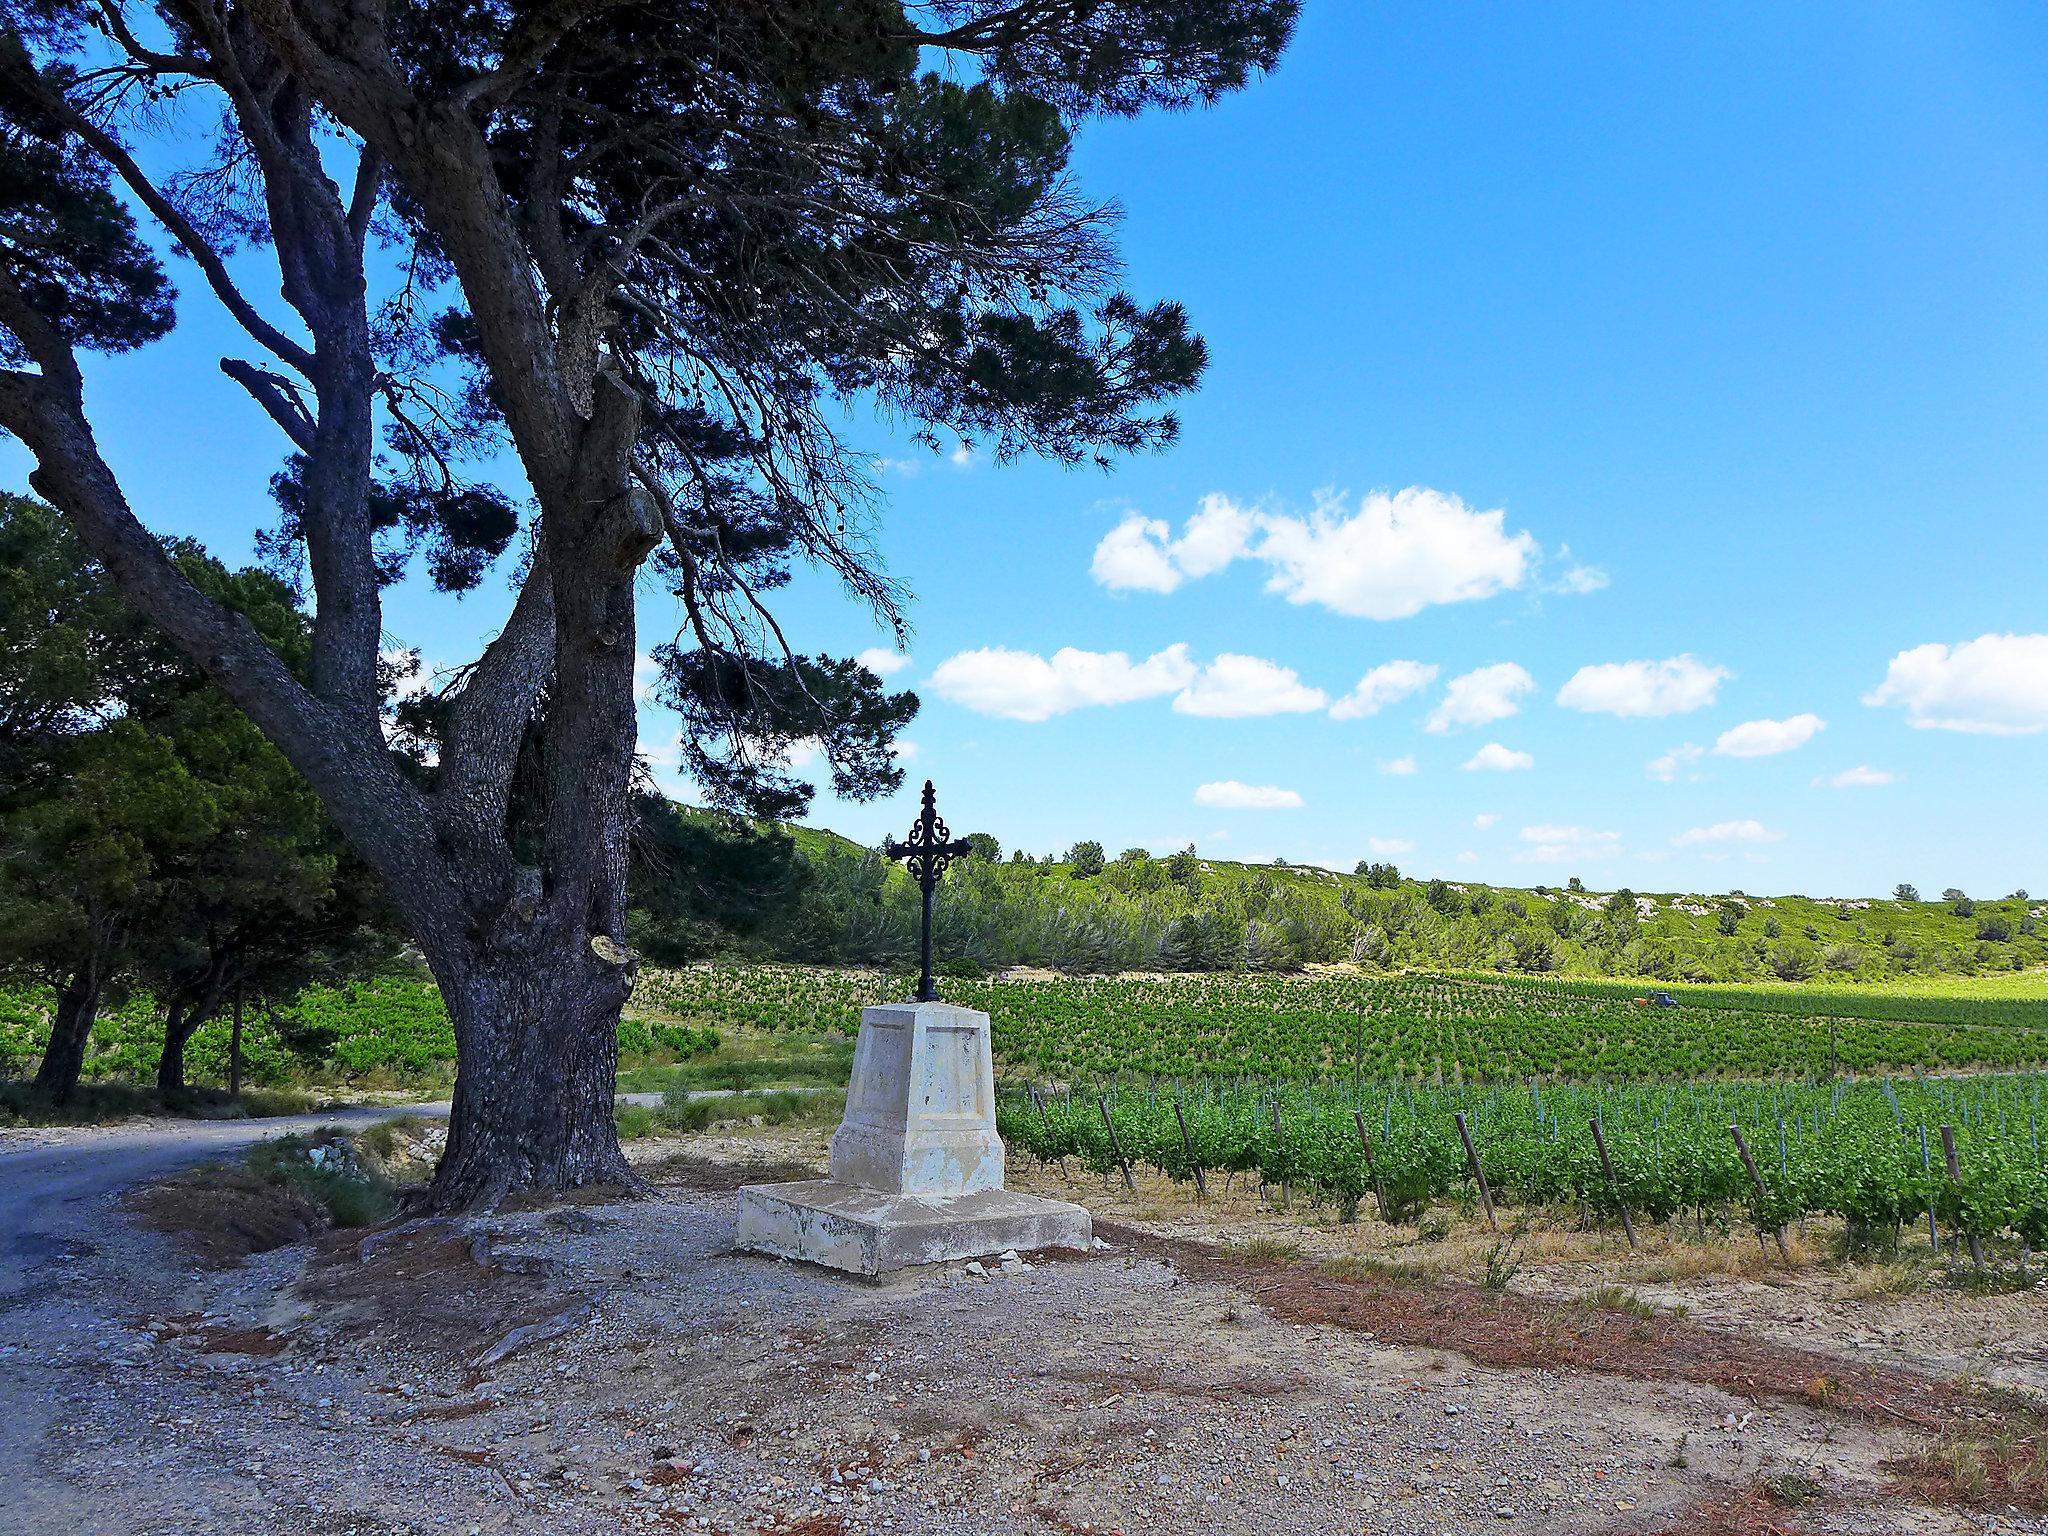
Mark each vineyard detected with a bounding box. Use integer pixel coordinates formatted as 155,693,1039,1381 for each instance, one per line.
634,965,2048,1081
999,1072,2048,1257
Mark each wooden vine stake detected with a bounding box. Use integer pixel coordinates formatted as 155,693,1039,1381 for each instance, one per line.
1453,1111,1498,1232
1353,1109,1389,1223
1588,1116,1638,1249
1097,1095,1136,1193
1172,1097,1206,1200
1028,1084,1066,1176
1729,1122,1790,1261
1940,1124,1987,1273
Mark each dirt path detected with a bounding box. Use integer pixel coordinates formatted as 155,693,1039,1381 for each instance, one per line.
1,1123,2041,1535
0,1107,449,1305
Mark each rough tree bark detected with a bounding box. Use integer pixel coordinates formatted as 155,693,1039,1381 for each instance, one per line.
32,967,100,1103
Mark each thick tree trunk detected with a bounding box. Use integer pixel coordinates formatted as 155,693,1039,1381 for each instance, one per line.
425,943,636,1209
32,972,101,1103
156,1004,204,1099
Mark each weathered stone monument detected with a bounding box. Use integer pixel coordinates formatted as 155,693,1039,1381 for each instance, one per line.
735,782,1091,1275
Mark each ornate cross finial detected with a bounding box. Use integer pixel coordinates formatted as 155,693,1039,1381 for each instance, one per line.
884,780,973,1002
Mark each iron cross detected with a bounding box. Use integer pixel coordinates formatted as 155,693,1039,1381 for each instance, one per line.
884,780,972,1002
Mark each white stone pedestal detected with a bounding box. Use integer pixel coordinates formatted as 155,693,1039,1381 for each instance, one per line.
735,1002,1091,1276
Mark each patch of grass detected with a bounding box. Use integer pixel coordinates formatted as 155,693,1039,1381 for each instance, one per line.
1320,1253,1426,1286
246,1133,396,1228
615,1088,843,1141
1481,1236,1522,1292
1220,1235,1302,1266
615,1030,854,1094
0,1079,326,1126
1894,1386,2048,1510
1577,1285,1658,1320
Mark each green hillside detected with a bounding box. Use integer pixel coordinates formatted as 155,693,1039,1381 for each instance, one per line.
654,804,2045,986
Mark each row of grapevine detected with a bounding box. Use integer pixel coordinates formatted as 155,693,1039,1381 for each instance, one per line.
1000,1073,2048,1251
634,965,2048,1082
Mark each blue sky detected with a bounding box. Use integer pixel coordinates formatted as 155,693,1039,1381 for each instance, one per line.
8,3,2047,897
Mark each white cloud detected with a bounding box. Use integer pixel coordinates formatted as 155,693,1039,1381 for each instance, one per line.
1379,755,1419,776
1673,820,1783,847
1552,563,1610,595
1089,487,1538,620
1330,660,1438,721
1865,633,2048,734
1194,780,1303,810
1714,713,1826,758
1515,824,1622,863
892,739,921,761
1255,488,1537,619
1172,654,1327,718
781,737,824,770
856,647,913,678
1473,813,1500,829
637,735,680,770
930,643,1195,722
1556,655,1730,718
1427,663,1535,733
1368,836,1415,856
1462,742,1534,772
1089,515,1183,593
1815,764,1893,788
1455,850,1479,865
949,444,976,468
1647,743,1704,782
1174,493,1261,579
871,455,921,479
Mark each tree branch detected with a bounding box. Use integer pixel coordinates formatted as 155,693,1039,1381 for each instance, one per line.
0,41,316,379
219,358,317,451
0,361,457,943
435,563,556,858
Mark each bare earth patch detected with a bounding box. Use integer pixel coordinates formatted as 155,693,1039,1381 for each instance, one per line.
123,1168,327,1267
6,1122,2047,1534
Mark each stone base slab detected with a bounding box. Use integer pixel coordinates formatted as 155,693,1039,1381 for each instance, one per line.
734,1179,1092,1277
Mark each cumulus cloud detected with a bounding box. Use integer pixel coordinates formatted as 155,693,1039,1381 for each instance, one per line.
1379,756,1419,776
1815,764,1893,788
1462,742,1534,772
1673,820,1783,847
1193,780,1303,810
1368,836,1415,856
1090,487,1539,620
1089,515,1183,593
930,643,1195,721
1556,655,1730,718
1516,824,1622,863
1864,633,2048,734
1647,743,1705,783
1330,660,1438,721
1173,654,1327,718
1474,813,1500,829
1427,663,1535,733
1714,714,1826,758
1090,494,1256,595
856,647,913,678
892,739,921,761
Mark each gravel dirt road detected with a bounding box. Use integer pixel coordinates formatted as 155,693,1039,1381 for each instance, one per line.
1,1118,2042,1535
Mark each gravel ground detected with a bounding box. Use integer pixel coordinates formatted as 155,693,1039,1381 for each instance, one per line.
1,1126,2043,1535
